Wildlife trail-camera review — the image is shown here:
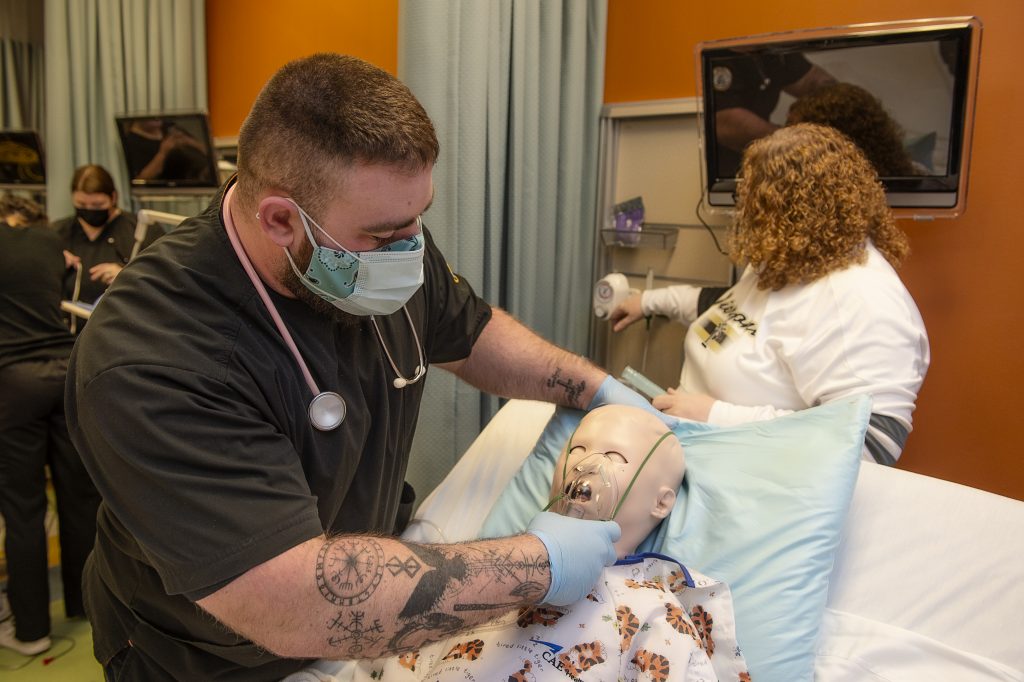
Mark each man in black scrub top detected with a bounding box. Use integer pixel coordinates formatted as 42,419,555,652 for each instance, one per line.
66,54,651,681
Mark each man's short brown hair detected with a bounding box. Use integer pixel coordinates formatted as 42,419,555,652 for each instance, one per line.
235,53,439,219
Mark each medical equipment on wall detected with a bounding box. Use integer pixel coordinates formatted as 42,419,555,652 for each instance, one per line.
222,187,428,431
592,272,633,319
594,268,658,373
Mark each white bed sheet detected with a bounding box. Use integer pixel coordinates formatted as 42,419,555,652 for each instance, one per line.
815,609,1023,682
829,461,1024,672
402,399,1024,677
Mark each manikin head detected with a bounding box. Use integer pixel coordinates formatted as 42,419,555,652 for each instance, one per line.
548,405,685,557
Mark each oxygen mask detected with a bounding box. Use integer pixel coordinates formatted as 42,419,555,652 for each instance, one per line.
544,428,675,523
551,454,621,521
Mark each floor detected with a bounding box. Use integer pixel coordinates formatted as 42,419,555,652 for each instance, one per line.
0,479,105,679
0,571,105,680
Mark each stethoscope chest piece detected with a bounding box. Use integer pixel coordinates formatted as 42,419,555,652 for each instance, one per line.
309,391,347,431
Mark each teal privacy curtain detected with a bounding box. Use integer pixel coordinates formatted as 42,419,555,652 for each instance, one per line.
0,0,45,133
398,0,607,502
43,0,207,219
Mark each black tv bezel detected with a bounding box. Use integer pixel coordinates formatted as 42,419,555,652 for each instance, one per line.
114,111,220,190
0,129,46,189
697,17,982,218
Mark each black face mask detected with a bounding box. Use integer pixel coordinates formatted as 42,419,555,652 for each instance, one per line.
76,207,110,227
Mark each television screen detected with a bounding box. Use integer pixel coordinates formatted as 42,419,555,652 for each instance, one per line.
115,112,219,189
698,17,981,216
0,130,46,188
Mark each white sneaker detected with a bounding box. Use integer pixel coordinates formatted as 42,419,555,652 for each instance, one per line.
0,618,52,656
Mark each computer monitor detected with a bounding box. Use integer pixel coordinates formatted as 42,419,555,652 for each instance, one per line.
115,112,219,190
0,130,46,189
697,17,982,218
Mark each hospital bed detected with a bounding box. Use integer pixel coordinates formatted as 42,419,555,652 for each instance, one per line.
293,399,1024,681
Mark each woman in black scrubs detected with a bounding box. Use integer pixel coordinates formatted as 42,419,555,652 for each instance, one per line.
0,193,101,656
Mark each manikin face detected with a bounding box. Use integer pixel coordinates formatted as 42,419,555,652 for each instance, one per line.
549,405,685,557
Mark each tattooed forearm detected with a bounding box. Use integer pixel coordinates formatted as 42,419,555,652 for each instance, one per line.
304,534,551,660
382,542,549,652
198,532,550,661
546,368,586,408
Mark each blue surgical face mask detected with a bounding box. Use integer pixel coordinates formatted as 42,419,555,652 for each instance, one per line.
282,200,425,316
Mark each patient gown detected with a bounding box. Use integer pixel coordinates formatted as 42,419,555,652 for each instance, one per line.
288,555,751,681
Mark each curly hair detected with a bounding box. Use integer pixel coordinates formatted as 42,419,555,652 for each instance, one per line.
0,192,47,225
787,82,916,177
729,123,909,291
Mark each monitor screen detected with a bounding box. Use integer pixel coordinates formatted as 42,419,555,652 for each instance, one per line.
697,17,981,216
115,112,219,189
0,130,46,187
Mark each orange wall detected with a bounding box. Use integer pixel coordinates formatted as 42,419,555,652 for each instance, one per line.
205,0,398,138
607,0,1024,500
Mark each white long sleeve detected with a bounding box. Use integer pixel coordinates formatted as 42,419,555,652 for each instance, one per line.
680,244,929,463
640,284,702,326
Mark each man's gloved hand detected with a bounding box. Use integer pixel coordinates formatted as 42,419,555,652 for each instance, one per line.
589,375,678,426
527,511,620,606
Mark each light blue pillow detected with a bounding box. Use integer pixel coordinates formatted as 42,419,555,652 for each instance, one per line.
480,396,868,682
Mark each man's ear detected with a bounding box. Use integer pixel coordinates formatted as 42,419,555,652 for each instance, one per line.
256,196,302,248
651,486,677,520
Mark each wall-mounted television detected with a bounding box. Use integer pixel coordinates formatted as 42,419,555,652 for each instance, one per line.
115,111,219,191
0,130,46,189
697,17,982,218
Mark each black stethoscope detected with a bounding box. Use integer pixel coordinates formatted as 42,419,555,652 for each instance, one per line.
223,185,426,431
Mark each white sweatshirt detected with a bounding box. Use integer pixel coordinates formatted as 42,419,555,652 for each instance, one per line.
642,243,930,464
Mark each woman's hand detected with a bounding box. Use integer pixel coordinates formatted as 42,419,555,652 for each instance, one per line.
64,250,82,270
609,294,644,332
89,262,123,286
652,387,715,422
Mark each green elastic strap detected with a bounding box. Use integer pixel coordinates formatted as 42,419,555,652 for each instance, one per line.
610,430,675,521
542,422,581,512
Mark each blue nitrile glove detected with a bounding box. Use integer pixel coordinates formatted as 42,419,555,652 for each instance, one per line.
527,511,620,606
589,375,678,426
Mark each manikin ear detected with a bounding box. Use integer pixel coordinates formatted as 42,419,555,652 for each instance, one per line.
256,196,303,248
651,486,677,520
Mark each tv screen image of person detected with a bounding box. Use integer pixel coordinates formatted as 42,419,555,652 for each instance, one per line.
0,130,46,188
115,112,219,188
697,17,982,216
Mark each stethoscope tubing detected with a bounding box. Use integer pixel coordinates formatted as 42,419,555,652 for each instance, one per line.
222,184,426,430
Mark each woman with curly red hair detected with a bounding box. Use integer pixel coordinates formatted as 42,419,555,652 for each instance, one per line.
610,123,929,465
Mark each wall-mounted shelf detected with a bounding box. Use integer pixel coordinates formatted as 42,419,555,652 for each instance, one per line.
600,222,723,250
600,223,678,250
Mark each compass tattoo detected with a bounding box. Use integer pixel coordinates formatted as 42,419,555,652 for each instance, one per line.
317,537,386,606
